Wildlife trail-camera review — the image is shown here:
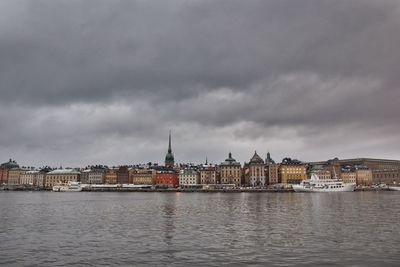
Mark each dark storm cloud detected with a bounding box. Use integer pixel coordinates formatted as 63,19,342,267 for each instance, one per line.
0,0,399,166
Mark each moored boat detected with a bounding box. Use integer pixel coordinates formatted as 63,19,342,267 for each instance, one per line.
388,185,400,191
53,181,82,192
292,174,356,192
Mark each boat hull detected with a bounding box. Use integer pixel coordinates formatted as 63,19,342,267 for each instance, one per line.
59,188,82,192
292,183,355,192
388,186,400,191
52,183,82,192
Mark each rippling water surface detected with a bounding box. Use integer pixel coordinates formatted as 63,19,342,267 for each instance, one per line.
0,191,399,266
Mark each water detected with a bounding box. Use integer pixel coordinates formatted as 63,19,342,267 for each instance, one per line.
0,191,399,266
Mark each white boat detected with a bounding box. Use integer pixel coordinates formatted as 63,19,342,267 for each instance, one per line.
53,181,82,192
292,174,356,192
388,185,400,191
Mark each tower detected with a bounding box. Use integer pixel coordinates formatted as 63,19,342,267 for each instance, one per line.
165,131,175,168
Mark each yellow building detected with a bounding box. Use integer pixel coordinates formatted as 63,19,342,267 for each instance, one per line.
356,169,373,186
131,168,156,185
8,168,27,185
308,165,332,179
220,152,242,186
45,169,80,188
279,158,307,184
20,170,37,185
104,168,118,184
341,171,357,184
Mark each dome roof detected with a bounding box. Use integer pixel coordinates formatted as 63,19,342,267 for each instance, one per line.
1,159,19,169
221,152,241,166
250,151,264,164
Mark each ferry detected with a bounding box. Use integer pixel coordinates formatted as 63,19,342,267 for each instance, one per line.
52,181,82,192
292,174,356,192
388,185,400,191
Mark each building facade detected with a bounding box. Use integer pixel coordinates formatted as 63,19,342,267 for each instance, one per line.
104,168,118,184
265,152,279,185
20,170,37,185
279,158,307,184
341,170,357,184
155,170,179,188
117,166,129,184
220,152,241,186
131,168,156,185
267,164,279,185
35,169,49,188
85,168,105,184
200,164,218,184
8,168,27,186
356,169,373,186
45,169,80,188
308,165,331,180
248,151,266,187
179,168,200,186
0,159,20,185
372,169,400,184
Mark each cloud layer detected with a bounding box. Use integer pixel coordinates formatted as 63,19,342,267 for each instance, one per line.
1,0,400,166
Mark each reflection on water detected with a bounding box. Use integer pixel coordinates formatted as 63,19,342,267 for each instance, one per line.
0,191,399,266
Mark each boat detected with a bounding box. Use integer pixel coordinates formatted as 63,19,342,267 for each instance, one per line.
52,181,82,192
388,185,400,191
292,173,356,192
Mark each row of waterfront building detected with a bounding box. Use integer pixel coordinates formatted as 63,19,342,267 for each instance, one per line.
1,133,400,189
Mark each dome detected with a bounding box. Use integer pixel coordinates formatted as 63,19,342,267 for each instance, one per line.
221,152,241,166
1,159,19,169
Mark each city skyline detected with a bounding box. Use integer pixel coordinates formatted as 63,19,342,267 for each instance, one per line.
1,0,400,166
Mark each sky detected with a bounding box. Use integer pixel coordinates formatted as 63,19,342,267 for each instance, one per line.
1,0,400,167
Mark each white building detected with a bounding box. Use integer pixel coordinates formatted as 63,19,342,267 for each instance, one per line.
179,168,200,186
80,168,105,184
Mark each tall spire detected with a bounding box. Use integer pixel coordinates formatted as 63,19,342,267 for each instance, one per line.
165,130,175,168
168,130,172,153
205,156,208,165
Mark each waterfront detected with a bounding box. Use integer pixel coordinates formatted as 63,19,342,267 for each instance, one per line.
0,192,399,266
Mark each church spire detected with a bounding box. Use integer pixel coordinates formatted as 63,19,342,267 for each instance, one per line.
165,130,175,168
168,130,172,153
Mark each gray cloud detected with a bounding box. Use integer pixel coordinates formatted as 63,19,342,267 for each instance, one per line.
0,0,399,166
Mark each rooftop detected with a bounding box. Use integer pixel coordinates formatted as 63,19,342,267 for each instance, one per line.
47,169,81,175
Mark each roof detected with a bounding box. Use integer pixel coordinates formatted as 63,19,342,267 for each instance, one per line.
47,169,81,175
221,152,241,166
25,170,40,174
249,151,264,164
1,159,19,169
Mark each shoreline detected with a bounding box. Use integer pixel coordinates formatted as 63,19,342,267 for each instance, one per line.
0,186,391,193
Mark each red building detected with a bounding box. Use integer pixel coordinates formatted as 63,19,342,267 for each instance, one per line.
0,168,8,185
155,171,179,188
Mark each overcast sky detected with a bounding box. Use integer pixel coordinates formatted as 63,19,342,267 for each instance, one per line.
1,0,400,167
